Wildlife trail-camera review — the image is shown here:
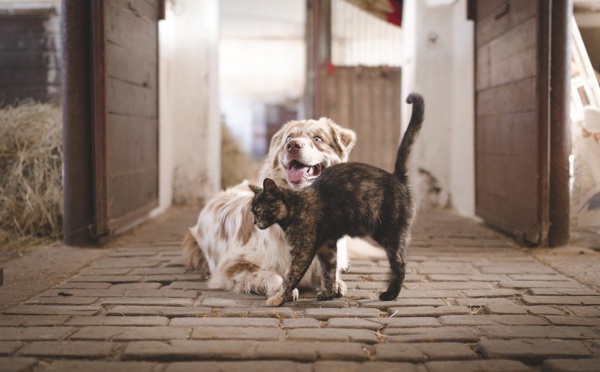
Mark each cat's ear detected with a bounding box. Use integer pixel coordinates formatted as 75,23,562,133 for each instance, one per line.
263,178,279,194
248,185,262,195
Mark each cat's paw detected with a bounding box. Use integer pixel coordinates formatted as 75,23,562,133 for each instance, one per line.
291,288,299,301
316,290,336,301
378,291,398,301
335,278,347,297
266,293,284,307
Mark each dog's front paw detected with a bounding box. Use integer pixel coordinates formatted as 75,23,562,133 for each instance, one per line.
336,278,347,297
266,292,284,307
291,288,299,301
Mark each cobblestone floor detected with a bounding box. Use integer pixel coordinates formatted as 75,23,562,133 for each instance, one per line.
1,207,599,371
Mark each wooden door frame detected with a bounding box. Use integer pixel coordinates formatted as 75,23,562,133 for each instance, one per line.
468,0,571,246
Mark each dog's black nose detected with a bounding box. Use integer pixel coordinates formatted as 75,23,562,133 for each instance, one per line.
286,140,302,152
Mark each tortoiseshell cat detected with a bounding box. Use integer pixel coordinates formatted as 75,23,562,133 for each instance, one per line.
249,93,425,306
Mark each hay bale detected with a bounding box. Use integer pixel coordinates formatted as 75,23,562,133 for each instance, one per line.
221,121,259,189
0,102,62,250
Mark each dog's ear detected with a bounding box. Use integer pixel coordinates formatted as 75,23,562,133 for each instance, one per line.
324,118,357,160
263,178,279,194
248,184,262,195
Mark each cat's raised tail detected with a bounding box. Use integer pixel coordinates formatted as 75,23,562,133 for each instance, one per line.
394,93,425,178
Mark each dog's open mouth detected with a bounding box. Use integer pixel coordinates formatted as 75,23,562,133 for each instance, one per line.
286,160,325,184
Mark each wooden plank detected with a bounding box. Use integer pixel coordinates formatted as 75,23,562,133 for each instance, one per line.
110,0,157,20
0,69,60,86
0,34,56,52
107,115,158,175
476,0,536,47
106,41,157,89
0,52,55,69
106,77,157,118
477,77,536,117
475,0,507,21
477,112,537,156
105,1,157,57
108,167,158,219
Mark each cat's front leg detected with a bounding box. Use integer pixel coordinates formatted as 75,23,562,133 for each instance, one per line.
316,241,340,301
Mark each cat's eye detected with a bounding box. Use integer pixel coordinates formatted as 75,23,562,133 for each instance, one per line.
314,136,323,143
286,136,292,142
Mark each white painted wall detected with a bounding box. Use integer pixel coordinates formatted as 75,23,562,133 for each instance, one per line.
153,0,221,214
402,0,475,216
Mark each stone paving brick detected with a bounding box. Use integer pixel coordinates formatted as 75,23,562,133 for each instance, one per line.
2,305,101,316
455,298,519,307
370,317,442,328
412,342,478,360
120,340,251,360
101,297,194,306
386,306,472,317
253,341,369,361
70,326,189,341
359,299,447,309
46,360,158,372
522,296,600,305
143,274,206,283
106,305,212,317
40,288,127,297
528,288,600,296
66,316,169,326
90,259,157,269
220,307,296,318
166,281,214,291
478,339,591,360
568,306,600,317
544,316,600,326
480,265,556,275
312,361,422,372
25,296,100,305
87,268,132,275
0,327,75,341
18,341,114,358
0,341,22,356
372,343,425,362
191,327,283,341
509,274,570,281
481,325,598,339
327,318,381,330
525,306,566,315
112,283,163,290
304,308,380,320
170,317,278,327
347,267,390,274
0,315,69,326
542,358,600,372
282,318,321,329
483,305,529,315
385,327,479,343
438,315,548,326
287,328,379,343
416,267,480,275
405,282,492,290
462,289,522,297
201,297,254,307
499,281,586,289
425,359,531,372
131,267,189,275
0,357,38,372
164,361,312,372
54,282,113,289
397,289,462,298
71,275,144,283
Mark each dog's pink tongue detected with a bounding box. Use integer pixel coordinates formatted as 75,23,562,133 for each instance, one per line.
287,166,308,183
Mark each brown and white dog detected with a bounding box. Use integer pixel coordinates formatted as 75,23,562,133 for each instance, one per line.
182,118,357,297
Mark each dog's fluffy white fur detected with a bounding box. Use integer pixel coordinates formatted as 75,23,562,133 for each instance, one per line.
182,118,357,296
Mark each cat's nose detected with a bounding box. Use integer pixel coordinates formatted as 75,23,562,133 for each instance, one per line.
286,140,302,153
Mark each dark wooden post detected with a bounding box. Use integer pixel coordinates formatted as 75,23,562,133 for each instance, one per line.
61,0,95,246
548,0,572,246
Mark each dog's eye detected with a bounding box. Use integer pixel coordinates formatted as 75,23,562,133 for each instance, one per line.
286,136,292,142
314,136,323,143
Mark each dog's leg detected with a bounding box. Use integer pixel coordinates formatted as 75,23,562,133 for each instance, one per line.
336,236,349,273
216,259,297,297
